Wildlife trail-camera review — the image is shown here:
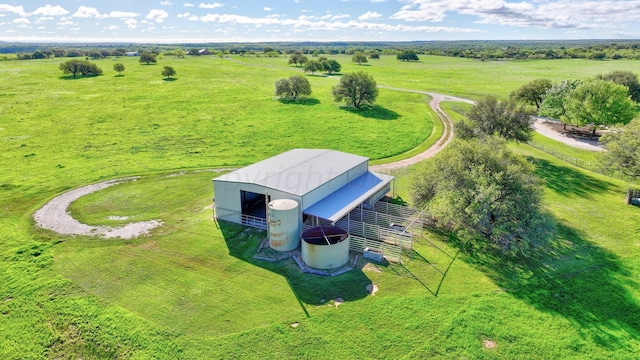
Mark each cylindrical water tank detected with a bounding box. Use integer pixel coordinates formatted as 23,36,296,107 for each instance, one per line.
268,199,300,252
301,226,350,270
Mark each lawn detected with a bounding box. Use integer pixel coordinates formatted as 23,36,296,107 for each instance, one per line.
1,54,639,359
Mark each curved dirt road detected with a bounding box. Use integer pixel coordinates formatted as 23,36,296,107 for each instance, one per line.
33,177,163,239
371,86,475,172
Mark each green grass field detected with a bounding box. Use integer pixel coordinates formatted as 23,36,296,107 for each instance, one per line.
1,54,639,359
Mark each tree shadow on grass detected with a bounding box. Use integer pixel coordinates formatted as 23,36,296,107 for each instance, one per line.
340,104,400,120
277,98,320,106
529,157,613,198
59,74,102,80
162,78,178,82
450,223,640,352
218,221,372,311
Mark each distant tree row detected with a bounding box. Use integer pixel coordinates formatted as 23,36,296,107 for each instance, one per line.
7,40,640,61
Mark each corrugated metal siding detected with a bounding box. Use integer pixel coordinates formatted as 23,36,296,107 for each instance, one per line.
212,180,242,224
347,161,368,182
302,171,350,209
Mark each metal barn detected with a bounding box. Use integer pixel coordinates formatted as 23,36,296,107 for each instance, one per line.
212,149,394,236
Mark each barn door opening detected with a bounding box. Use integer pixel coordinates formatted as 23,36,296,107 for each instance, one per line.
241,191,268,219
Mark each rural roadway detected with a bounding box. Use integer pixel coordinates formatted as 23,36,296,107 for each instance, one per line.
371,87,604,172
371,86,475,172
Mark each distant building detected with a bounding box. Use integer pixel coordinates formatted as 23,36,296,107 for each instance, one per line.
198,49,211,55
125,51,140,56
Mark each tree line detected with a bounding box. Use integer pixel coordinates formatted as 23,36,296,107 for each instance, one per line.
6,39,640,61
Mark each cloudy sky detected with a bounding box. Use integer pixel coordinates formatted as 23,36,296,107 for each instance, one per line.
1,0,639,43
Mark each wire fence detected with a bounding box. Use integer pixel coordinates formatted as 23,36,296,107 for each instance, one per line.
527,141,637,184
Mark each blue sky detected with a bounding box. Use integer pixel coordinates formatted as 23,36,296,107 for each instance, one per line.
1,1,639,43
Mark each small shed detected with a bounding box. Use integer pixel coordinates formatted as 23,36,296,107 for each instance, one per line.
212,149,394,238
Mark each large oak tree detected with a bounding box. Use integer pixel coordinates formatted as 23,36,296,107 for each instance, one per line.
411,138,555,255
565,80,636,136
456,96,533,142
599,118,640,181
332,71,378,109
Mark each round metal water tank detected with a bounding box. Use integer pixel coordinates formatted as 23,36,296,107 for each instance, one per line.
268,199,300,252
301,226,350,270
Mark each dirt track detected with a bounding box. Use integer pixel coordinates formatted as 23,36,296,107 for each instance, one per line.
33,177,162,239
371,87,475,172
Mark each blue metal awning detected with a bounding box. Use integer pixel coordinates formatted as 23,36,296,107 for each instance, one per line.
303,171,393,222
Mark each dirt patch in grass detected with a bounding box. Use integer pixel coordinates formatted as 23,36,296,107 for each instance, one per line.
482,339,497,349
363,263,382,273
548,122,602,140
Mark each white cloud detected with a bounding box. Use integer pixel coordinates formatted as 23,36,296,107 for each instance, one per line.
57,20,74,26
33,5,69,17
13,18,30,25
73,6,102,18
391,0,640,30
358,11,382,20
125,18,138,29
146,9,169,23
177,12,191,18
109,11,139,18
191,12,480,34
199,2,224,9
184,3,195,6
161,1,174,5
371,0,387,2
264,7,272,11
105,25,119,30
35,17,55,23
0,4,28,17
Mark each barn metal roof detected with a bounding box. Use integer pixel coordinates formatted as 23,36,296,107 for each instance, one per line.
303,171,394,222
213,149,369,196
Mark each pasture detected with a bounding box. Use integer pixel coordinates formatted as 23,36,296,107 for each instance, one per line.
1,54,639,359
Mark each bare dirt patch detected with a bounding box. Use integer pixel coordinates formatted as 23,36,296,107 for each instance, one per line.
363,263,382,273
139,240,159,250
333,298,345,308
548,122,602,140
482,339,497,349
533,119,604,152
